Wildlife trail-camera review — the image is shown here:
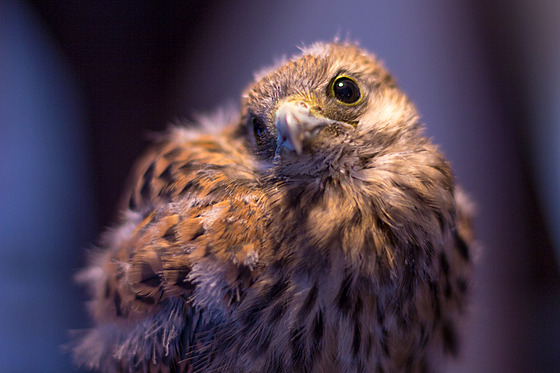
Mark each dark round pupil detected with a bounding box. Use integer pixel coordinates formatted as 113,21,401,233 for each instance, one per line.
333,77,361,104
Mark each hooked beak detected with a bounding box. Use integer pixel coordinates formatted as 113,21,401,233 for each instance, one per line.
275,100,353,155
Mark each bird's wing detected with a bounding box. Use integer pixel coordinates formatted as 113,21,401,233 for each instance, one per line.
106,123,262,309
75,122,267,371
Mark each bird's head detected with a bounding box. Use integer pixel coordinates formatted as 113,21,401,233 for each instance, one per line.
241,42,421,177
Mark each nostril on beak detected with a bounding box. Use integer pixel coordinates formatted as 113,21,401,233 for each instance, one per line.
295,101,323,113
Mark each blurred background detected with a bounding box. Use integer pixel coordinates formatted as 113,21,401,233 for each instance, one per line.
0,0,559,371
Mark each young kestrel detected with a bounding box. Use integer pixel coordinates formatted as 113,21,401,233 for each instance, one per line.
73,42,473,373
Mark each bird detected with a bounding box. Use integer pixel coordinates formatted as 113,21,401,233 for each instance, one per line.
72,41,474,373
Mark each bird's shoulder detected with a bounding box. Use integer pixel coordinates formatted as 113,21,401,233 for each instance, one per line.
75,120,274,370
105,120,271,312
124,121,257,213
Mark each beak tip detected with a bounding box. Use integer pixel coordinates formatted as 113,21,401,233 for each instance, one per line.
276,135,303,155
275,100,320,156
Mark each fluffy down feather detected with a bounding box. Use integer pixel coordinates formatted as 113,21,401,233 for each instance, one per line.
73,42,474,373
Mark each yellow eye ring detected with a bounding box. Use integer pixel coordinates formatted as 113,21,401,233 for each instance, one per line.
329,75,363,106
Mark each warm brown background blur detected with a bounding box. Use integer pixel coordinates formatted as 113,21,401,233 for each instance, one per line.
1,1,559,371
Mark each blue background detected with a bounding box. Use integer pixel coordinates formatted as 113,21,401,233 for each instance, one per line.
1,1,559,371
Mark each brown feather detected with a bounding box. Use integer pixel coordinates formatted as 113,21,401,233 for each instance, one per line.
73,42,474,373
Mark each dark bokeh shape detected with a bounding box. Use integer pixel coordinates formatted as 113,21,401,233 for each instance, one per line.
0,0,555,371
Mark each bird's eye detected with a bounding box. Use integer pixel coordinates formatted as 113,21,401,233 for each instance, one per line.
331,76,362,105
252,116,267,146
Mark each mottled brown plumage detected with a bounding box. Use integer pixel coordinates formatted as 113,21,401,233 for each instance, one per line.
73,42,474,372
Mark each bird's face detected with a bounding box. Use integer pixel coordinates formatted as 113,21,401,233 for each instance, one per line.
242,42,420,176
